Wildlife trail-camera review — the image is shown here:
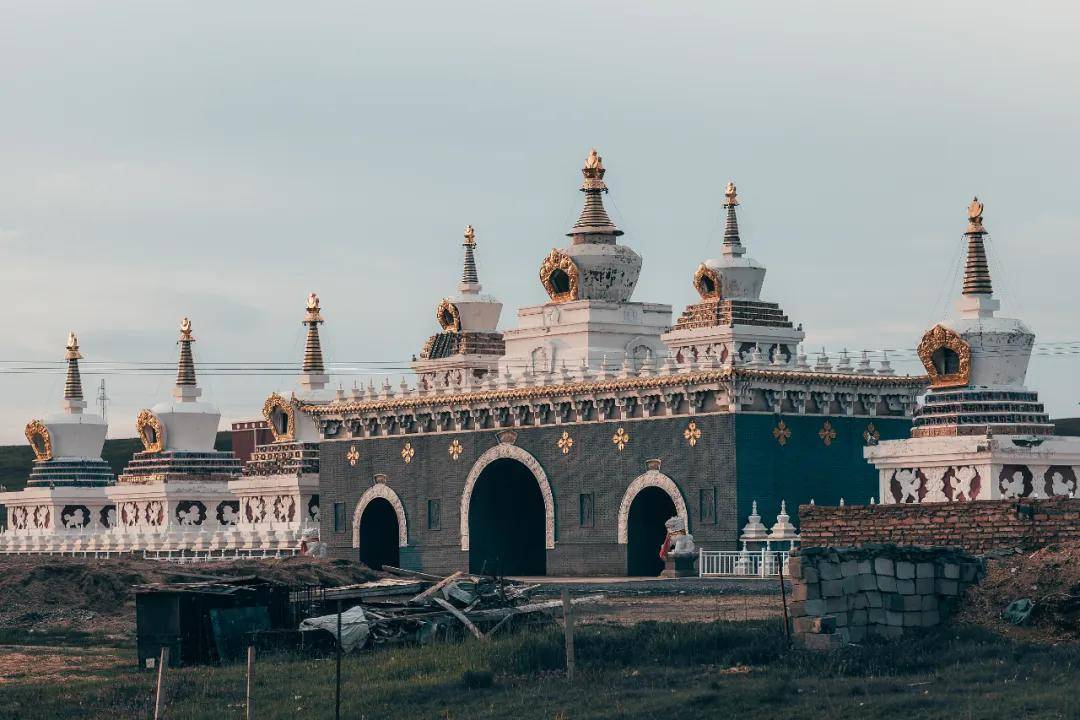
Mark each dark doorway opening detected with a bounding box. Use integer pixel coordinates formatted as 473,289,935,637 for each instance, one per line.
357,498,400,571
627,486,677,577
468,458,547,576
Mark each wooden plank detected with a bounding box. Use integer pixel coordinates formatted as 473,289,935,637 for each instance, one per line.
408,571,464,605
432,598,484,641
381,565,447,581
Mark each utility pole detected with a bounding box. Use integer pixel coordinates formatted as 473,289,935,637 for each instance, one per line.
96,379,108,422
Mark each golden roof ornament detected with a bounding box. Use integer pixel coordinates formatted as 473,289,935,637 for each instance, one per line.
580,148,608,192
966,196,986,234
724,181,739,207
179,317,194,342
305,292,324,323
463,224,476,247
65,331,83,361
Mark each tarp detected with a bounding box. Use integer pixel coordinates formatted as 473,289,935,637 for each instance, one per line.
299,606,370,652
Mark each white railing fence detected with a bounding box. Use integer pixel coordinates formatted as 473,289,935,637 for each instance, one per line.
698,549,790,578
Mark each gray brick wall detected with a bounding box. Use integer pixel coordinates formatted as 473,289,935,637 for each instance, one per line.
319,413,737,575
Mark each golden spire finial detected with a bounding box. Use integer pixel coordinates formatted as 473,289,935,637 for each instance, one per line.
463,224,476,246
580,148,607,191
64,331,82,361
966,196,986,234
724,181,739,207
304,293,324,324
179,317,193,341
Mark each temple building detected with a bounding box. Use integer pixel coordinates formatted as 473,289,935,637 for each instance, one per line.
303,151,925,576
866,199,1080,503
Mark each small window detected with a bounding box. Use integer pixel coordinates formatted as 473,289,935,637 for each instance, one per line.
333,502,346,533
700,488,716,525
427,499,441,531
579,493,595,527
931,347,961,376
549,269,571,295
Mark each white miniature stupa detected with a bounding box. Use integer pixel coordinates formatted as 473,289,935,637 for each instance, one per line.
0,333,114,544
662,182,805,365
412,225,505,389
866,199,1080,503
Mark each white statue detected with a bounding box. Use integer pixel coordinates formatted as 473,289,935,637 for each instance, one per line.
661,515,696,558
64,508,86,529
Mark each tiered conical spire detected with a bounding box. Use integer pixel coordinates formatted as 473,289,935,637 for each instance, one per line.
63,332,84,403
721,181,745,255
568,149,623,237
302,293,326,374
176,318,197,386
962,197,993,296
460,225,480,290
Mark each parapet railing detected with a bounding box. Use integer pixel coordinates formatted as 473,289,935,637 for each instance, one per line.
698,549,790,578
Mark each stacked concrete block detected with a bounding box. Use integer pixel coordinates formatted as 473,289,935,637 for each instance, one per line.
788,544,985,649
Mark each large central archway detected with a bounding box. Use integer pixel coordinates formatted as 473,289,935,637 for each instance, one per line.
467,458,547,575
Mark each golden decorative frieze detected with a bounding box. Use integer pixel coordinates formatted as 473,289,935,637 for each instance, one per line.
612,427,630,451
917,324,971,389
448,439,463,460
303,367,926,416
819,420,837,447
262,393,297,443
401,442,415,464
557,431,574,455
135,409,165,453
436,298,461,332
692,263,722,300
683,421,702,448
773,420,791,446
24,420,52,461
347,446,360,466
539,249,580,303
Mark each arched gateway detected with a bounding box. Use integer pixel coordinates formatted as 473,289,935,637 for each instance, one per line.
460,443,555,576
618,467,689,576
352,483,408,570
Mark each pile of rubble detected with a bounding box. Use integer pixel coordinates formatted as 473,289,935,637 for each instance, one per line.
788,545,985,649
293,567,601,652
958,544,1080,641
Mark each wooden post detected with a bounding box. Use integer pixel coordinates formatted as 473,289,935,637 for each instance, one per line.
335,600,342,720
561,588,575,683
245,645,255,720
153,646,169,720
778,558,791,646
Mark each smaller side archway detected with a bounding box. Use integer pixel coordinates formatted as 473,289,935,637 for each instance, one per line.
352,483,409,549
617,469,689,545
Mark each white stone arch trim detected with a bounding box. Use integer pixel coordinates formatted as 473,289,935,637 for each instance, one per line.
460,443,556,551
352,484,409,548
617,470,689,544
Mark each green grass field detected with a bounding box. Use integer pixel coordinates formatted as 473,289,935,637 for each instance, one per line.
2,622,1076,720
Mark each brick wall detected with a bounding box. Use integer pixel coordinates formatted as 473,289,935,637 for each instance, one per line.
319,414,737,576
789,546,984,648
799,497,1080,554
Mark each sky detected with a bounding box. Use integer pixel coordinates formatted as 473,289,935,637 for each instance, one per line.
0,1,1078,443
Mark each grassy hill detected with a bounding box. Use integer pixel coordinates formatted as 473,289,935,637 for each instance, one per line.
0,432,232,493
